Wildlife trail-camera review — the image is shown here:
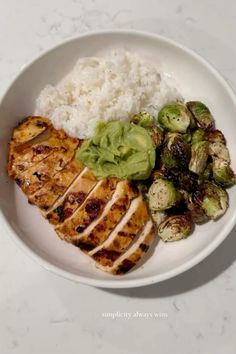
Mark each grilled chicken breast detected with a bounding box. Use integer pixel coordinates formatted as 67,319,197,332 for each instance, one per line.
99,220,155,274
10,116,51,145
90,196,150,267
28,159,84,211
46,168,97,225
7,116,156,275
8,117,79,177
71,180,138,251
56,177,119,241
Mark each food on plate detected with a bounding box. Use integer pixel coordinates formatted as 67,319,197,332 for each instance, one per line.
7,51,236,273
157,102,192,133
186,101,214,130
35,51,181,139
189,141,209,175
157,214,193,242
145,100,235,241
148,179,178,211
8,117,155,274
76,121,155,180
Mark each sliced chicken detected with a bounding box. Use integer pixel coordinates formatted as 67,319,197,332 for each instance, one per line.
67,180,138,251
98,220,155,274
15,146,77,195
89,196,150,267
8,126,79,177
10,116,51,145
56,177,119,241
28,159,84,211
46,168,97,225
7,116,157,275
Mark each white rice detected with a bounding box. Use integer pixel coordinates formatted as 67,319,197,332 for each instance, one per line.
35,51,181,139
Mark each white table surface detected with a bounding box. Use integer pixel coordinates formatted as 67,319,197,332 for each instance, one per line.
1,0,236,353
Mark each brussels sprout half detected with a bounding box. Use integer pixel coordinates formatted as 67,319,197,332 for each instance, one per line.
148,178,178,211
201,181,229,220
158,214,193,242
161,132,191,170
189,141,209,175
131,111,154,128
209,142,230,162
212,159,236,187
186,101,214,130
158,103,191,133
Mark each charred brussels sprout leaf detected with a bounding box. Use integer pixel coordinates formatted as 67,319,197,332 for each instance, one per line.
189,141,209,175
158,103,191,133
131,111,154,128
206,129,226,144
212,159,236,187
187,101,214,130
148,126,163,148
148,178,178,211
158,214,193,242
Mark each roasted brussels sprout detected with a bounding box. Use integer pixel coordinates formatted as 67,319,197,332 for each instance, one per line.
189,141,209,175
158,214,193,242
209,142,230,162
131,111,154,127
148,125,163,147
212,159,236,187
186,193,209,224
191,128,205,144
160,145,179,169
166,169,198,192
161,133,190,169
148,178,178,211
187,101,214,130
178,171,198,191
158,103,191,133
150,210,167,227
200,182,228,220
206,129,226,144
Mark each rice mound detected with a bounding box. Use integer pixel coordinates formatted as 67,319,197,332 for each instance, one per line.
35,51,180,139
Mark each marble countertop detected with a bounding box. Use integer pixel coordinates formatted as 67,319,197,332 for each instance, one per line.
1,0,236,353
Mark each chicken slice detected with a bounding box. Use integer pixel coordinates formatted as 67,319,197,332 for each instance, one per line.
8,127,79,177
11,116,51,145
56,177,119,241
98,220,155,274
67,180,138,251
89,195,150,267
15,145,76,195
46,168,97,225
28,159,84,211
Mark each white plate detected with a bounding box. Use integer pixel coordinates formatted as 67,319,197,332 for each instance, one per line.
0,30,236,288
